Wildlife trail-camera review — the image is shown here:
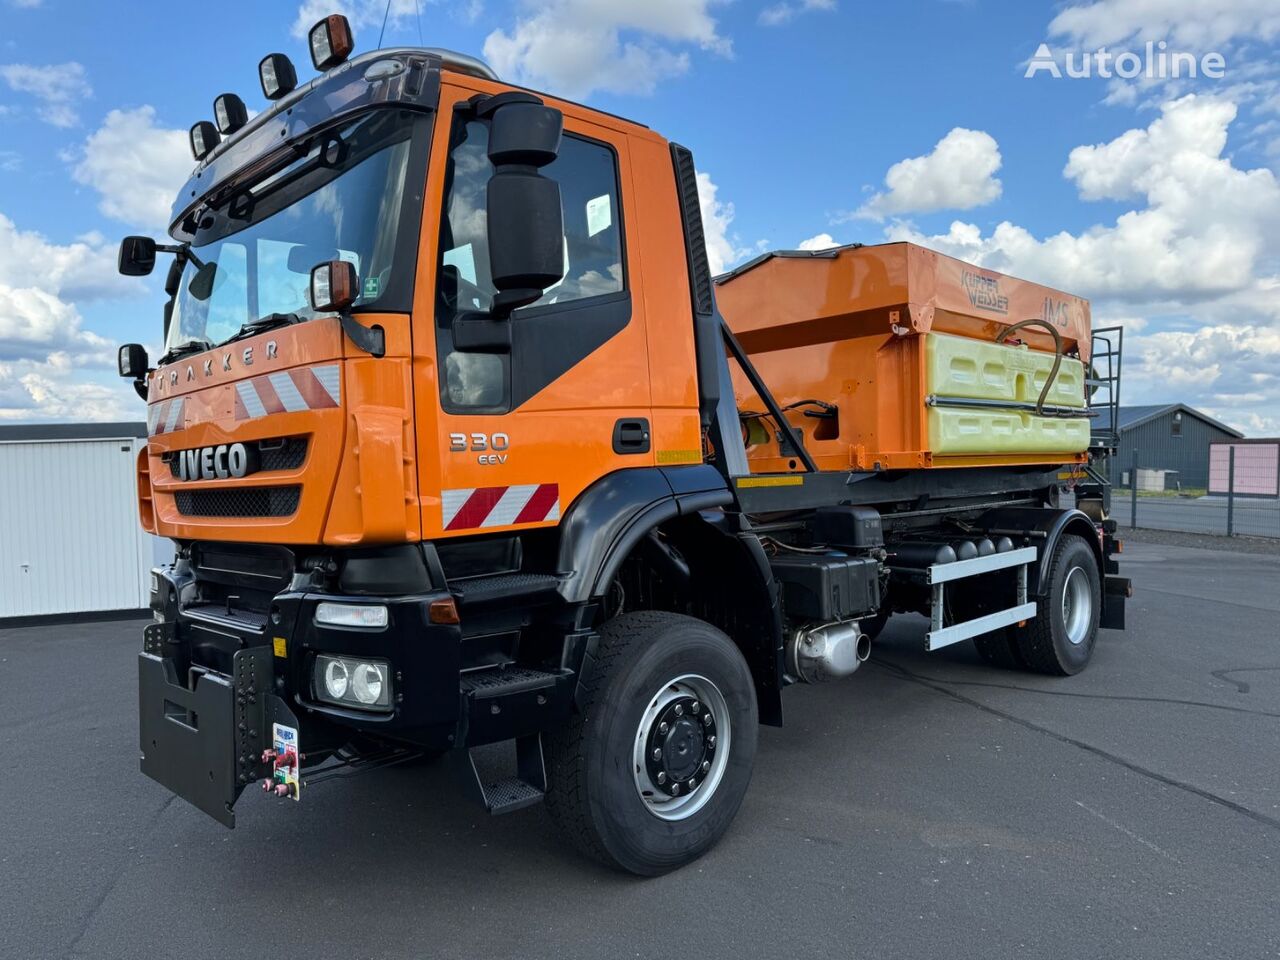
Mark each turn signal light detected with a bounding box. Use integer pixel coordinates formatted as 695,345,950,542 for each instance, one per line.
309,14,354,71
429,598,460,625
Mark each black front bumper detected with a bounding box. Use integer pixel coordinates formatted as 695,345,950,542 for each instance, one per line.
139,558,464,827
138,623,298,827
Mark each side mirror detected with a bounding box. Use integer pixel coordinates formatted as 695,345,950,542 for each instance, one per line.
118,343,149,379
484,101,565,319
118,236,157,277
310,260,357,312
311,260,385,358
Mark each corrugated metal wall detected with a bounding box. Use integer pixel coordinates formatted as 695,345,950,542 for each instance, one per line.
0,437,159,617
1108,411,1241,489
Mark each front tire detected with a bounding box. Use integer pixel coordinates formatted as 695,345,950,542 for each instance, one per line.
1008,534,1101,675
544,611,758,875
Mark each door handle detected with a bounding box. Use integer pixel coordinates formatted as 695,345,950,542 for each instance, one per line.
612,418,651,455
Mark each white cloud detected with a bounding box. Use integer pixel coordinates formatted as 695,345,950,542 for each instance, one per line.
879,95,1280,433
0,214,139,307
70,107,191,230
888,98,1280,302
0,205,147,421
797,232,840,251
0,61,90,127
1048,0,1280,50
759,0,835,27
0,356,138,423
854,127,1002,220
6,0,44,8
697,171,754,276
483,0,730,99
0,150,19,172
291,0,422,38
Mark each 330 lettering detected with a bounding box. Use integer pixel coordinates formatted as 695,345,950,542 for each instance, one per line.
449,432,511,465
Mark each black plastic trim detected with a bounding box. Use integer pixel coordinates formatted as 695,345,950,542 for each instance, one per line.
670,142,721,427
555,466,733,603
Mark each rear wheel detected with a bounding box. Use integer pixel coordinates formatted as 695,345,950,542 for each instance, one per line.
1008,534,1101,675
544,611,758,875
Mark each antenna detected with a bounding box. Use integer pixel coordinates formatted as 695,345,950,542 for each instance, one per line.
377,0,392,47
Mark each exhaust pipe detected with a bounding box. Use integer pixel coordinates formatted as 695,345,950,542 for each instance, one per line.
786,620,871,684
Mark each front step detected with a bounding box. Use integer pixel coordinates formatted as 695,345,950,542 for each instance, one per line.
456,734,547,815
462,665,563,698
461,664,575,746
450,572,561,607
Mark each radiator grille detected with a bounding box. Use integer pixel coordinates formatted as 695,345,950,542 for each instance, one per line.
258,437,309,472
174,486,301,518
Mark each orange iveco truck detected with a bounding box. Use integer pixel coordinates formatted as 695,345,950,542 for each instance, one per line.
116,14,1129,875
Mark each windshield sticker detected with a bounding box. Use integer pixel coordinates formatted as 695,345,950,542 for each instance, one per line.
363,275,380,299
586,194,612,237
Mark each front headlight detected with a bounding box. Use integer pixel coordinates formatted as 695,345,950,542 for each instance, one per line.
313,654,392,711
315,601,388,629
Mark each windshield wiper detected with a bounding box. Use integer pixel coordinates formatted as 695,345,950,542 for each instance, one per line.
225,312,303,344
159,338,214,365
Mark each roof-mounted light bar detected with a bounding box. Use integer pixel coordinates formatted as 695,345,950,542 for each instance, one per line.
309,14,354,71
213,93,248,135
259,53,298,100
189,120,220,161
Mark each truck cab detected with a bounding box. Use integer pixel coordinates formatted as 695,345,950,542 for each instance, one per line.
118,18,1127,876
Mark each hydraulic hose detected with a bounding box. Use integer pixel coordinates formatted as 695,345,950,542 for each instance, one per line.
995,318,1064,417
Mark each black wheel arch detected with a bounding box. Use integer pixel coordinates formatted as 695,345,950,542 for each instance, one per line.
555,466,785,726
975,505,1104,597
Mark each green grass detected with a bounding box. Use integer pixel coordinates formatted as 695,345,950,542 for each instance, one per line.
1115,487,1209,499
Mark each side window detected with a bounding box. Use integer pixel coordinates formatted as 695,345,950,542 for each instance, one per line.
436,118,626,410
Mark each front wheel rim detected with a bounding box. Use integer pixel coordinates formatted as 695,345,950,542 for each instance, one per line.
632,674,731,822
1062,566,1093,645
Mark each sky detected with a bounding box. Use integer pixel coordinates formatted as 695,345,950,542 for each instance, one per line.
1,0,1278,433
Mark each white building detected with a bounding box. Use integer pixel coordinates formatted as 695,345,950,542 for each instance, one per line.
0,423,169,621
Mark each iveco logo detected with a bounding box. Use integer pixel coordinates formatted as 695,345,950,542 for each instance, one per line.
175,443,257,481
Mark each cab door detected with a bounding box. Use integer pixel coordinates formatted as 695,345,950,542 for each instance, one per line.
412,84,654,539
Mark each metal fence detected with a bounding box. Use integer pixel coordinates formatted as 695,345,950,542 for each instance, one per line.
1111,446,1280,539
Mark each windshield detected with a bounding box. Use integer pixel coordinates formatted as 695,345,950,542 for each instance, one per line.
165,111,424,356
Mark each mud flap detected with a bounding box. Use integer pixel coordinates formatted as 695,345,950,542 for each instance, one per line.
138,631,296,827
1102,575,1131,630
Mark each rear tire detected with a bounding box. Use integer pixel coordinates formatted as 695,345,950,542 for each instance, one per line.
1008,534,1101,675
544,611,758,876
972,629,1026,669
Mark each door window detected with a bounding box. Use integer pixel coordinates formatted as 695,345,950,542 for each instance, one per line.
436,119,626,410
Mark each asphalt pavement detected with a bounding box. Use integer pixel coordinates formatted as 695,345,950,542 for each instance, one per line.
2,540,1278,960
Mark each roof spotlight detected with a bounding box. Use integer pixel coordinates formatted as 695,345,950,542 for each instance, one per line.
259,53,298,101
213,93,248,135
189,120,220,161
309,14,354,71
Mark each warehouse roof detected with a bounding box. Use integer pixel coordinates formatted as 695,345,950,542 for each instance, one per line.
1097,404,1243,438
0,422,147,442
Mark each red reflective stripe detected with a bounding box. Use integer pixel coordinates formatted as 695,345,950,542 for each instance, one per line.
513,483,558,524
233,388,250,421
289,367,336,409
253,375,286,415
445,487,507,530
